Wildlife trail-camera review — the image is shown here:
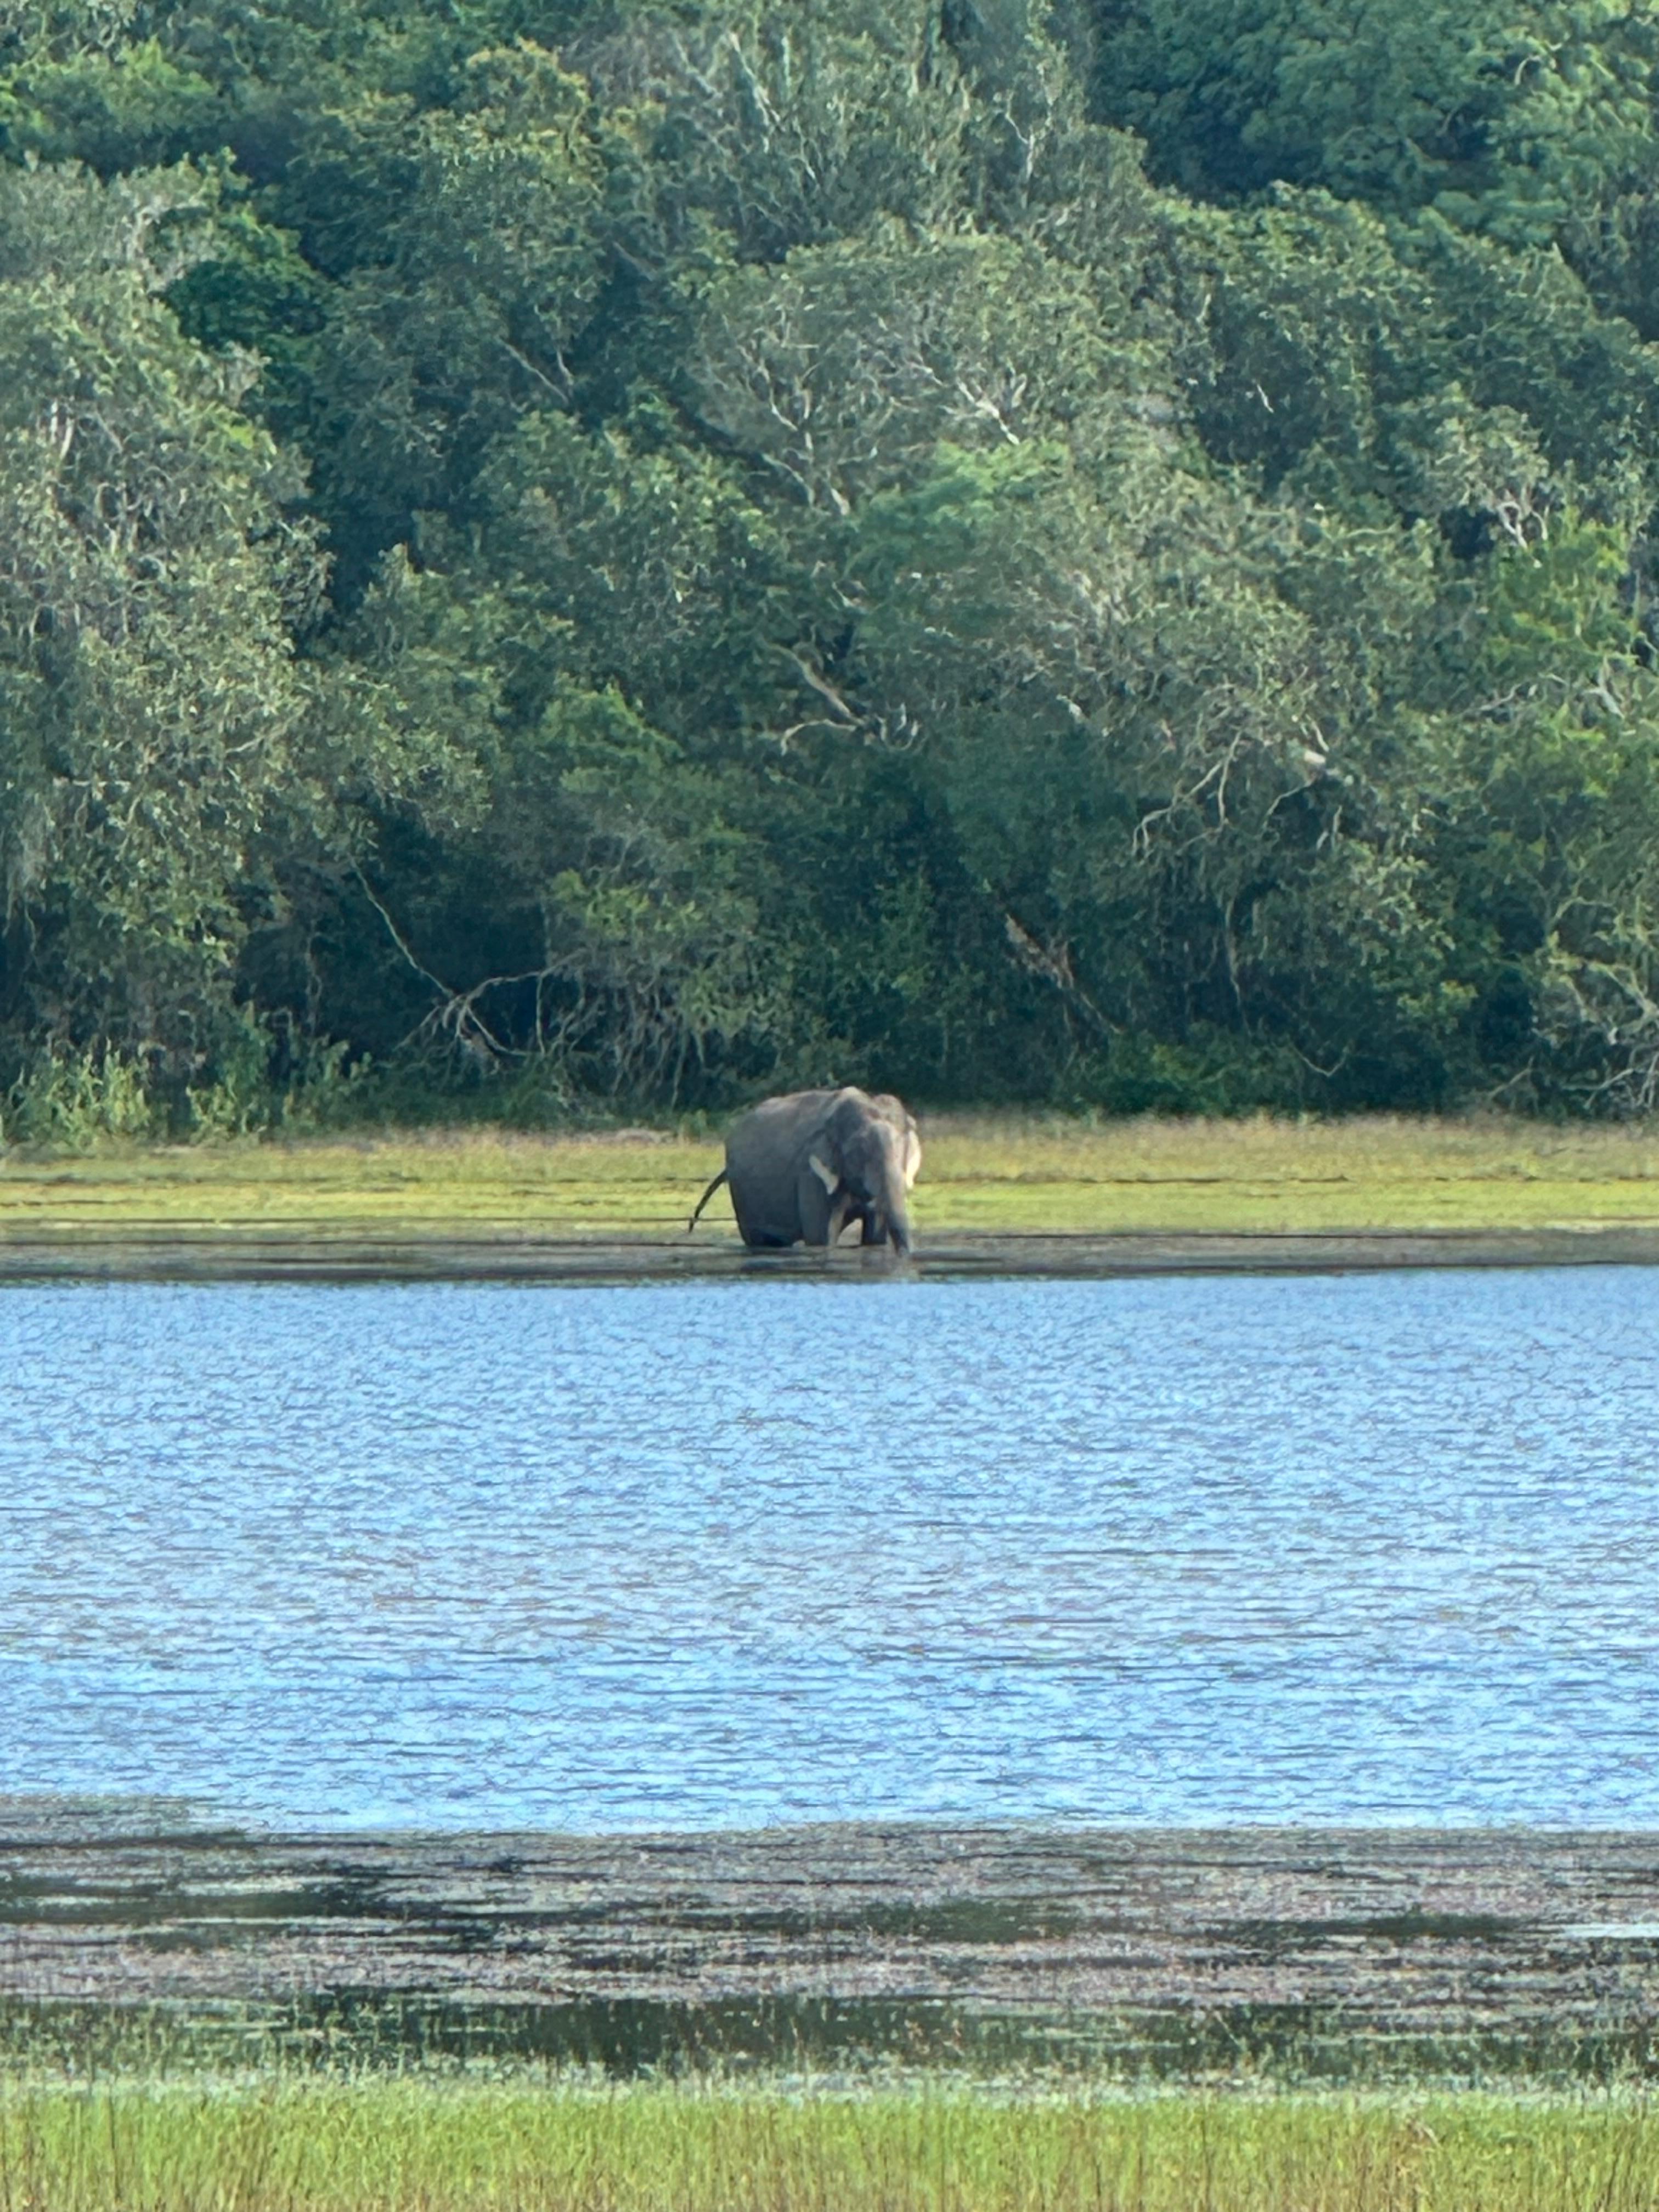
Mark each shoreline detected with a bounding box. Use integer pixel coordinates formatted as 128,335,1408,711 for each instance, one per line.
4,1807,1659,2076
1,1222,1658,1282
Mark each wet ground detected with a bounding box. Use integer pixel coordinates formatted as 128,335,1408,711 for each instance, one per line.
5,1808,1659,2079
2,1226,1658,1281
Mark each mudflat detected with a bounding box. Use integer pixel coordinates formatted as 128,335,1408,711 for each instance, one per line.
5,1808,1659,2077
1,1223,1659,1280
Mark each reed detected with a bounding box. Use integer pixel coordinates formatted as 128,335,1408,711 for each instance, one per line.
0,2076,1655,2212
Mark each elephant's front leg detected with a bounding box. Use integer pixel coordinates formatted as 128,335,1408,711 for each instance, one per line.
798,1154,851,1246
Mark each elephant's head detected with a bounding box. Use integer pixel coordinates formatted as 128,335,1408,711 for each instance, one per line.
868,1093,922,1194
808,1089,915,1254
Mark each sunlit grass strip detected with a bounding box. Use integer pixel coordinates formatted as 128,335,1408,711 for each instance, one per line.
7,1113,1659,1238
1,2078,1657,2211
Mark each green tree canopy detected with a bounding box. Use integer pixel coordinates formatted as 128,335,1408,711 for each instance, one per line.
1,0,1658,1124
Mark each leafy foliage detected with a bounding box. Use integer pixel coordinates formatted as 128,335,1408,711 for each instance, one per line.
2,0,1659,1122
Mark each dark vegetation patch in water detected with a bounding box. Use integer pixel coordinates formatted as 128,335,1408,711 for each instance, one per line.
8,1812,1659,2087
4,1992,1659,2091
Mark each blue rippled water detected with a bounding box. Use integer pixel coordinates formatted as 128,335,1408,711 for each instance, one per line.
2,1268,1656,1830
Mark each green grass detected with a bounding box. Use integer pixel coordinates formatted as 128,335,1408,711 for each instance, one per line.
918,1113,1659,1234
3,2075,1658,2211
6,1113,1659,1242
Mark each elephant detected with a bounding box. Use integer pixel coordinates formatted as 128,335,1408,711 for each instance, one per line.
687,1087,921,1254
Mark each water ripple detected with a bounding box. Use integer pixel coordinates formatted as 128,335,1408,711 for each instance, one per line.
2,1268,1656,1829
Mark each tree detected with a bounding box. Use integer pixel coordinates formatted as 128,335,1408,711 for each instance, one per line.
1091,0,1659,251
0,161,320,1094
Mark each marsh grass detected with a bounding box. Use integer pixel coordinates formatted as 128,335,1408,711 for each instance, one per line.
6,1113,1659,1242
917,1113,1659,1233
2,2075,1658,2212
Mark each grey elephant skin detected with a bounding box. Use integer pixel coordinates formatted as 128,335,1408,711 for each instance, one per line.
688,1088,921,1254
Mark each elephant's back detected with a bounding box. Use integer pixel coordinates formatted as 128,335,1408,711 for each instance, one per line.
723,1090,835,1245
726,1089,835,1158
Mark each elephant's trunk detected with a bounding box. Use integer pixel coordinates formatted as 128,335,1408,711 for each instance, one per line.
873,1122,915,1254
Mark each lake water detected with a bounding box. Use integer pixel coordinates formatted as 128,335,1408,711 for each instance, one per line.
3,1268,1657,1832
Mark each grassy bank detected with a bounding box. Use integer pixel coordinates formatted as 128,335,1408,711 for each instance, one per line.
4,1114,1659,1242
3,2075,1657,2212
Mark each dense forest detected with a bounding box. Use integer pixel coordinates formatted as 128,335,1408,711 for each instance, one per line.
5,0,1659,1130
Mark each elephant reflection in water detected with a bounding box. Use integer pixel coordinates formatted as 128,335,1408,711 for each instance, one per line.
687,1087,921,1255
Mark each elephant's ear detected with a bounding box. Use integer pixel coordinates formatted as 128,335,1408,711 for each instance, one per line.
808,1153,838,1193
